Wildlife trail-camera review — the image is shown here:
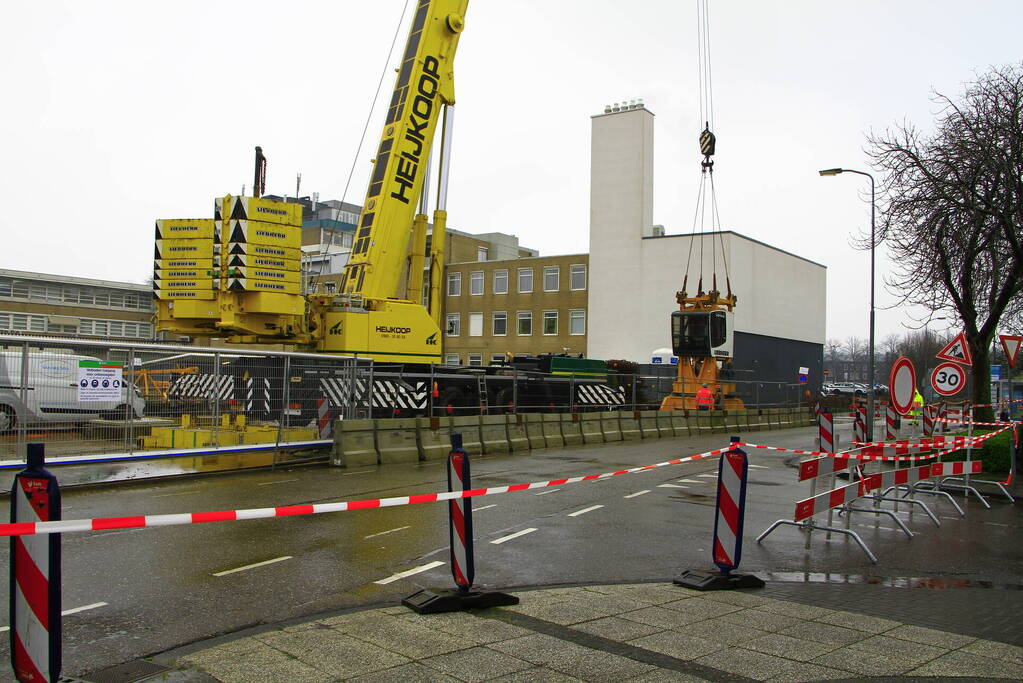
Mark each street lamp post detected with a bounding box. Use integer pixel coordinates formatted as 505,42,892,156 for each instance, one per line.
820,167,876,441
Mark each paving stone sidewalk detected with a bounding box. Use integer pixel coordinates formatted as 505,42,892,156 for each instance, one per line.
150,582,1023,682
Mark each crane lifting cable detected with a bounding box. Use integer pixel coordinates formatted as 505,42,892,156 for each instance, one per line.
682,0,732,304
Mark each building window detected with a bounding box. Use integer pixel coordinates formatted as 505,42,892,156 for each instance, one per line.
470,271,484,296
469,312,483,337
492,311,507,336
517,311,532,335
518,268,533,293
544,266,559,292
493,269,508,294
570,309,586,335
490,354,504,365
468,353,483,366
446,313,460,336
543,310,558,335
447,272,461,296
477,246,488,262
324,282,336,294
570,264,587,290
444,353,460,364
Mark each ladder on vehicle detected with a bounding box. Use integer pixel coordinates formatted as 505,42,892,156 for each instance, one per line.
476,373,488,415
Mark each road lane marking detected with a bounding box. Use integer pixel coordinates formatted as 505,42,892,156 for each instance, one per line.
364,526,410,539
624,490,650,499
374,560,445,585
697,474,718,479
491,528,537,544
535,488,561,496
474,504,498,511
676,479,703,484
657,484,688,489
153,490,199,498
213,556,293,577
855,524,898,532
567,505,603,517
341,469,375,476
0,602,109,632
257,478,299,486
940,516,960,521
983,522,1009,527
748,464,769,469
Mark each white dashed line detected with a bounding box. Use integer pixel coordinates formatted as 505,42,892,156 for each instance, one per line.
364,526,410,539
474,504,498,511
624,490,651,499
535,488,561,496
374,561,445,585
491,528,538,544
341,469,375,476
697,474,718,479
0,602,108,632
153,490,199,498
657,483,688,489
676,479,703,484
213,556,293,577
567,505,604,517
256,478,299,486
748,464,769,469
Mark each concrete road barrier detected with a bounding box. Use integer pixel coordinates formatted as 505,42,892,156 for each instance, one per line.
417,417,452,461
523,413,546,449
561,413,584,446
601,412,622,442
638,411,660,439
542,413,564,448
620,411,642,440
580,413,605,444
655,411,674,438
376,418,419,464
450,416,483,455
332,419,377,467
670,411,690,437
480,414,510,455
506,414,530,452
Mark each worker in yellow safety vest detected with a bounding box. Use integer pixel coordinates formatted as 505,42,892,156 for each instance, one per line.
696,382,715,411
910,387,924,423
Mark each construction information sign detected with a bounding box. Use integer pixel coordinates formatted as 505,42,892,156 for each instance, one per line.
77,360,123,401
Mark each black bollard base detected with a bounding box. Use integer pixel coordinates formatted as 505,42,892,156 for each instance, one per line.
674,569,765,591
402,588,520,614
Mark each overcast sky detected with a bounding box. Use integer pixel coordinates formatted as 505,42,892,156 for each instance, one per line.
3,1,1021,344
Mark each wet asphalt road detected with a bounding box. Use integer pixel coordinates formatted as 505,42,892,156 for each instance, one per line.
0,420,1019,679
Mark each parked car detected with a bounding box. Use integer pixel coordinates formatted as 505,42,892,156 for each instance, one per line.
0,351,145,431
828,382,866,396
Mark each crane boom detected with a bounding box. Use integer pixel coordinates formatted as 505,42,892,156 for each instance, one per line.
340,0,467,301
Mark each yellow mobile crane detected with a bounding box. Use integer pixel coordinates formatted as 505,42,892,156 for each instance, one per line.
155,0,468,365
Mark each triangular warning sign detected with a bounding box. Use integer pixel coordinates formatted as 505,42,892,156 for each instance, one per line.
230,221,246,243
230,198,247,220
154,244,162,259
228,278,245,291
154,221,162,239
229,255,244,267
936,331,973,367
1000,335,1023,368
229,243,246,255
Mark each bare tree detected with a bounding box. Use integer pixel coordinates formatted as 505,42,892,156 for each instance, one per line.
868,63,1023,419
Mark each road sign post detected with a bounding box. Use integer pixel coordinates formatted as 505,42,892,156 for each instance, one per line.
10,443,61,683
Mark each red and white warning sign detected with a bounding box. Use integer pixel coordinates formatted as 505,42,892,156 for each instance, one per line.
930,361,966,397
936,331,973,366
999,335,1022,368
889,356,917,415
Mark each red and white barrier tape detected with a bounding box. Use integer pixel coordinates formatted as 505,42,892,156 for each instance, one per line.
0,445,738,537
736,442,942,463
934,417,1014,427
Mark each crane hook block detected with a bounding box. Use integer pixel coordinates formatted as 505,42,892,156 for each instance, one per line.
700,125,716,157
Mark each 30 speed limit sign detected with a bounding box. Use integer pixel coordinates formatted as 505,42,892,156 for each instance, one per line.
931,362,966,396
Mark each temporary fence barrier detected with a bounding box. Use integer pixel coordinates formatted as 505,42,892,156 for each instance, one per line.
818,409,834,453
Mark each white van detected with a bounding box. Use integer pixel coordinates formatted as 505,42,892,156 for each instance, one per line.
0,351,145,431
